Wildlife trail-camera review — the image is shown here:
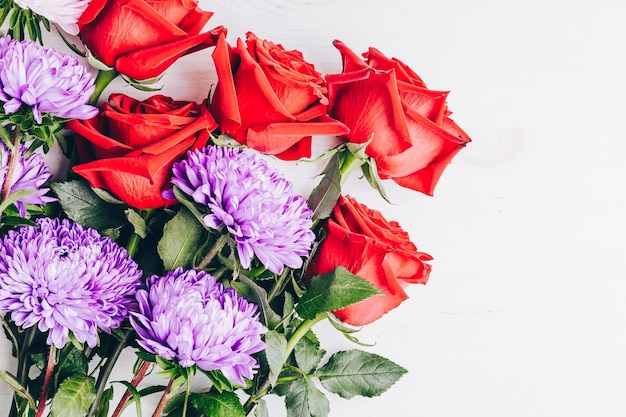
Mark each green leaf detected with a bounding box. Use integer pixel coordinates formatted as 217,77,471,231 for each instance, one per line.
163,392,186,416
294,337,325,374
93,387,114,417
50,181,126,231
50,374,96,417
157,206,207,270
0,188,36,214
121,74,164,91
285,376,329,417
211,133,242,148
253,398,269,417
0,370,37,410
171,187,210,228
317,350,407,399
326,311,360,334
232,275,282,329
128,80,164,92
55,345,88,386
283,292,295,318
125,208,148,239
190,391,245,417
326,314,374,347
345,141,370,161
115,381,143,417
137,384,167,398
0,3,11,28
200,369,234,393
307,152,342,220
91,187,126,205
361,159,391,203
86,49,114,71
57,29,86,57
0,215,36,227
295,267,382,320
263,330,288,387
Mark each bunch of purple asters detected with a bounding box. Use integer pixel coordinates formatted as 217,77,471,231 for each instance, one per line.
169,145,316,275
0,217,143,348
0,142,55,216
131,268,266,386
0,34,98,124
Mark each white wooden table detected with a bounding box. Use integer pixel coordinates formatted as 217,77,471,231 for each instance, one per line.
2,0,626,416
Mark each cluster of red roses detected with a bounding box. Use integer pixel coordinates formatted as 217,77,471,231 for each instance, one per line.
68,0,470,325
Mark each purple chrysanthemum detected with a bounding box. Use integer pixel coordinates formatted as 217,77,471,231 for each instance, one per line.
130,268,266,386
0,143,56,216
169,146,316,275
0,35,98,123
0,218,143,348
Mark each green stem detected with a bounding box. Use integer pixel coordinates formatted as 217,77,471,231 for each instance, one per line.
285,313,326,359
310,147,365,232
34,345,57,417
110,360,151,417
9,326,37,417
151,378,175,417
196,234,229,270
125,232,142,259
89,70,119,106
182,379,191,417
16,327,37,387
0,315,18,359
243,313,327,415
125,209,154,258
267,268,290,304
87,330,132,417
275,373,301,385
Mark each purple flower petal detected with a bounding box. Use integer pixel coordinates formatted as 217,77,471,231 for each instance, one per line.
169,146,316,275
0,218,143,348
0,143,56,215
130,268,266,386
0,35,97,121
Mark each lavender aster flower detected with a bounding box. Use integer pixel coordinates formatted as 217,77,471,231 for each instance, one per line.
169,146,316,275
0,143,56,216
131,268,266,386
0,35,98,124
0,218,143,348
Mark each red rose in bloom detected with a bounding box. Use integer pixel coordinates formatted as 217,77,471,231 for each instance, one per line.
68,94,217,209
210,32,348,160
327,40,471,195
306,195,432,326
77,0,226,80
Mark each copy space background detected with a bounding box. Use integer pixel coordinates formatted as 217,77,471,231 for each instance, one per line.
2,0,626,416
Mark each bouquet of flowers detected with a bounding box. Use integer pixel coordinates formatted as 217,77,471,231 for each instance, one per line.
0,1,471,417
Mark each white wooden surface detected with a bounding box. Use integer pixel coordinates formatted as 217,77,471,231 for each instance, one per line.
3,0,626,416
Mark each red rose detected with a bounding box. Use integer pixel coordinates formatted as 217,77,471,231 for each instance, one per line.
307,195,432,326
327,40,471,195
210,32,348,160
67,93,217,209
77,0,226,80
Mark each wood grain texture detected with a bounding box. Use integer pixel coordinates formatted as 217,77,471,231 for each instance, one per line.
2,0,626,415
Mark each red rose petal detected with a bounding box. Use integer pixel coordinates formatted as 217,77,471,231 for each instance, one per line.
115,26,226,80
245,115,348,158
